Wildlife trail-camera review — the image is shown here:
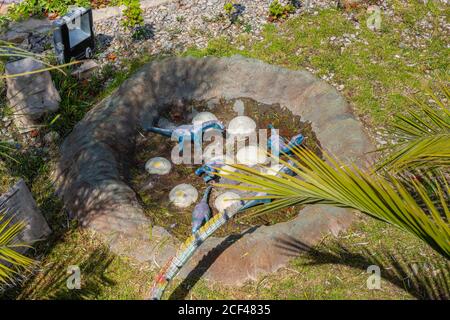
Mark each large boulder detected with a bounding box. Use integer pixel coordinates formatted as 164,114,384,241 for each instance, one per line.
0,179,51,250
5,57,60,132
55,56,374,285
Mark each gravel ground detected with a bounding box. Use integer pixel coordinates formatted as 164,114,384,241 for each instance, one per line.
94,0,334,66
1,0,449,148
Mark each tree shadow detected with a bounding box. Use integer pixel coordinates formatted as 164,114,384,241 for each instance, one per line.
3,246,116,300
132,23,155,42
96,34,114,53
229,4,246,24
168,226,258,300
275,236,450,300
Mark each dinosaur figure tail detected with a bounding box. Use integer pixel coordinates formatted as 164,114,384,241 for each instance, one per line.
145,126,173,137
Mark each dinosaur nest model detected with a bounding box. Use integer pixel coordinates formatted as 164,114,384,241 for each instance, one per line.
131,97,321,240
55,56,373,298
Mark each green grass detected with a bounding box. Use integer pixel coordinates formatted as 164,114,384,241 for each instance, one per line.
185,2,449,127
4,214,447,300
0,1,449,299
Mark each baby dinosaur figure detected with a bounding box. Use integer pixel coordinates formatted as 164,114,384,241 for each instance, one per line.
267,124,305,156
239,159,298,212
195,160,226,183
145,120,225,153
192,186,213,233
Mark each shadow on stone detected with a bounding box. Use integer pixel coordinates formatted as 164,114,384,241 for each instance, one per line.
96,33,114,52
168,226,258,300
169,227,258,300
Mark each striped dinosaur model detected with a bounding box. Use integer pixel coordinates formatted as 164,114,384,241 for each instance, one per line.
145,120,225,153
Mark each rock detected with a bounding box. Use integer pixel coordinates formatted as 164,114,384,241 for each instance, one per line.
5,57,61,132
0,17,53,52
6,18,52,35
55,56,374,285
43,131,60,145
0,179,51,254
71,60,100,80
0,30,29,44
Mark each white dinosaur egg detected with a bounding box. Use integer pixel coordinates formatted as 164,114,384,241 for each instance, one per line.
145,157,172,175
169,184,199,208
236,145,268,166
227,116,256,137
214,191,242,213
192,112,218,125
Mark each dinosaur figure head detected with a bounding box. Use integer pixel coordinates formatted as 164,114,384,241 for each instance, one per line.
290,133,304,147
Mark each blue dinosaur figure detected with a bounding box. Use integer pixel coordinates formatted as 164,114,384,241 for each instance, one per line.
192,186,213,233
145,120,225,153
277,159,297,177
267,124,304,156
239,159,298,212
195,160,226,183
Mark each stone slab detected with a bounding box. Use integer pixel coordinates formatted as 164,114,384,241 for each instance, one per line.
0,179,51,247
5,57,60,132
55,56,374,286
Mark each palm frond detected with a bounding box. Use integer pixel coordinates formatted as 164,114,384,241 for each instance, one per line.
0,41,80,79
377,134,450,172
377,84,450,172
0,212,34,285
216,147,450,259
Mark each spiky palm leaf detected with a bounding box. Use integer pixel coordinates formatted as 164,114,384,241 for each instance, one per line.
216,147,450,259
377,85,450,172
0,40,79,79
0,212,34,285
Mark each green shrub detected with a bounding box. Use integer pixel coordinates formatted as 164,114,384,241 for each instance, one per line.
268,0,295,21
7,0,91,21
223,2,234,16
120,0,144,29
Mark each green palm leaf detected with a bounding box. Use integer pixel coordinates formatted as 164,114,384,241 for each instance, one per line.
377,84,450,172
216,147,450,259
378,134,450,172
0,212,34,285
0,40,80,79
